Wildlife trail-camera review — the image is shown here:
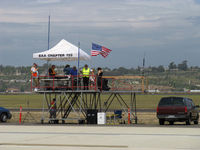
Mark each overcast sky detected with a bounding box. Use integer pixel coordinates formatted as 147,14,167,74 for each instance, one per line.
1,0,200,68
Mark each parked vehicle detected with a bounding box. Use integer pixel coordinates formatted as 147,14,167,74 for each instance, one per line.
0,107,12,122
157,97,199,125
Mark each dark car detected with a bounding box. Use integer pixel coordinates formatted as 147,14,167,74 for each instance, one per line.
0,107,12,122
157,97,199,125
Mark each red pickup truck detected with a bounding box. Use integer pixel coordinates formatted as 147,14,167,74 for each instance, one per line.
157,97,199,125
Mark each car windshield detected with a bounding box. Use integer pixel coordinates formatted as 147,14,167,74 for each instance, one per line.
159,97,184,106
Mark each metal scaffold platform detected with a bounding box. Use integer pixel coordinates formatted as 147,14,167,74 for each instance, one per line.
37,90,137,124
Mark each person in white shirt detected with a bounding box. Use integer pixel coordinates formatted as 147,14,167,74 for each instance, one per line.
31,63,39,91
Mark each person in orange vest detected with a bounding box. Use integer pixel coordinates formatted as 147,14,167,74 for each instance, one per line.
31,63,39,91
82,64,90,90
49,98,57,121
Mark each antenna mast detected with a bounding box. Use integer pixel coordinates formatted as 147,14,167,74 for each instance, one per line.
47,15,50,50
142,53,145,76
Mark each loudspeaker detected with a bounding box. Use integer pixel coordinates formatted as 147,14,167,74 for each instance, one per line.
86,109,98,124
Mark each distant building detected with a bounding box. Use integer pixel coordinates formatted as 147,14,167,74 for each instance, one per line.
6,88,20,93
15,70,21,76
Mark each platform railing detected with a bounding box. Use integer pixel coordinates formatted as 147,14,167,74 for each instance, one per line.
31,75,146,92
31,75,98,91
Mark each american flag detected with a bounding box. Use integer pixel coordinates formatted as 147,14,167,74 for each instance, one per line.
91,43,112,58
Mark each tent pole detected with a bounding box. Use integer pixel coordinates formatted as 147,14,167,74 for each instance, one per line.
47,15,50,50
47,15,50,76
77,42,80,90
46,60,50,76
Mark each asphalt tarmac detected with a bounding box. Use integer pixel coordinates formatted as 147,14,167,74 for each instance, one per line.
0,124,200,150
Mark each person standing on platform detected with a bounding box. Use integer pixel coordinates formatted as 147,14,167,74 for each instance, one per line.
49,98,57,123
48,65,57,77
97,67,103,90
97,67,110,91
82,64,90,90
31,63,39,91
90,68,95,86
63,64,71,75
70,66,78,89
70,66,78,76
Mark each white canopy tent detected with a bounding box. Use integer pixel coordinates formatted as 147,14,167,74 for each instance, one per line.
33,39,90,61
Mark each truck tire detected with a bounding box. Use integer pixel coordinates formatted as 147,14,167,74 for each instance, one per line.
159,119,165,125
194,120,198,124
186,116,191,125
169,121,174,125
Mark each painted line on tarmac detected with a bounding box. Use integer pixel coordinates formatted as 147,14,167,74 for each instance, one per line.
0,131,200,137
0,143,128,148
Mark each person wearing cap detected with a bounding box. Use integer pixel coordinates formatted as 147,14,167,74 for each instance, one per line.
31,63,39,91
82,64,90,90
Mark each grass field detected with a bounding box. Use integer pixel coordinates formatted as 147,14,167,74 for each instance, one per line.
0,93,200,109
1,93,200,125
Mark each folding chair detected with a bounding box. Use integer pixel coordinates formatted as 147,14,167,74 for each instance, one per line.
107,110,123,124
113,110,123,124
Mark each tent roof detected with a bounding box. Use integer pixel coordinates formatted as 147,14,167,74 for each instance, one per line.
33,39,90,61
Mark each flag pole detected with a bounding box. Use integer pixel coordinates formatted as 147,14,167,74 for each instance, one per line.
90,42,92,72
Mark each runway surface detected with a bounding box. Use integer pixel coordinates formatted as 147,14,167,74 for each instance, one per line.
0,125,200,150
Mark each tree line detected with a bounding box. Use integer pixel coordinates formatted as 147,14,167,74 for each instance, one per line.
0,60,198,77
0,60,200,92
